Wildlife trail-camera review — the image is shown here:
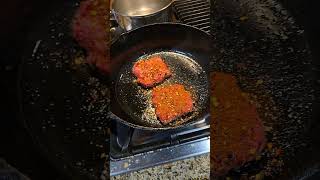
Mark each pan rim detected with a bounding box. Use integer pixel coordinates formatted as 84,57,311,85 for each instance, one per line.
108,110,210,131
111,22,210,46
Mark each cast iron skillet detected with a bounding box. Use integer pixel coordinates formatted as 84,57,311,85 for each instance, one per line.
109,23,211,131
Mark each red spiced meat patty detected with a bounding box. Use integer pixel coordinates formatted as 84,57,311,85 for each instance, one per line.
132,56,171,88
152,84,193,125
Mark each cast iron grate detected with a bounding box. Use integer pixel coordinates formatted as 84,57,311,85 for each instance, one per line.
173,0,211,33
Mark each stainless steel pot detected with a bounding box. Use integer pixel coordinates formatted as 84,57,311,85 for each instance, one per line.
111,0,174,31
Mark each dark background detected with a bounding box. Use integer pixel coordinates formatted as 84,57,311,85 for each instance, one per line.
280,0,320,163
0,0,318,179
0,1,68,179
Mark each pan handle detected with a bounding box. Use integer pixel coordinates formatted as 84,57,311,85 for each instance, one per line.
110,11,127,44
117,123,134,152
108,112,135,151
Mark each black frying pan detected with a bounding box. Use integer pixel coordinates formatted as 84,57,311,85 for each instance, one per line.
109,23,211,130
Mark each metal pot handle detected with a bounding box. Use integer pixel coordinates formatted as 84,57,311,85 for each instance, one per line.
110,10,127,44
110,10,115,21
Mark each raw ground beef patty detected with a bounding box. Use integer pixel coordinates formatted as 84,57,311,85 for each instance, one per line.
210,72,266,176
152,84,193,125
132,56,171,88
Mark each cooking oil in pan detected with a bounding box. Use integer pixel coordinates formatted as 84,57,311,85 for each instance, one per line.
115,50,209,128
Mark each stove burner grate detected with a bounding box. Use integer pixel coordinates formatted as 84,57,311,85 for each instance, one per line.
173,0,211,33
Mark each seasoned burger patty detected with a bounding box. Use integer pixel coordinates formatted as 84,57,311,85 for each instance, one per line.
210,72,266,176
152,84,193,125
132,56,171,88
72,0,111,74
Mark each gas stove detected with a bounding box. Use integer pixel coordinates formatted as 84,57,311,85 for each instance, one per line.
109,0,211,176
109,117,210,176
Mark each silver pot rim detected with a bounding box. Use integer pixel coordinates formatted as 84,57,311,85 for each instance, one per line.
111,0,174,18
